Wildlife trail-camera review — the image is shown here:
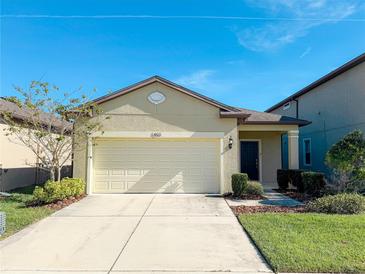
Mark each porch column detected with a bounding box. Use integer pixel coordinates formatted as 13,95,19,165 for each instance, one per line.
288,130,299,169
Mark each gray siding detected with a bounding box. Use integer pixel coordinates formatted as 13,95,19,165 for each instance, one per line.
271,62,365,174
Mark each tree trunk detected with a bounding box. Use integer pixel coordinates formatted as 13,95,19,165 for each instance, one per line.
56,166,61,182
50,168,55,182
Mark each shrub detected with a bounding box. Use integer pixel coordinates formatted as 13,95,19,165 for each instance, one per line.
232,173,248,197
325,130,365,192
277,169,289,190
289,169,305,192
43,180,65,203
244,181,264,195
32,178,85,204
306,193,365,214
302,172,326,196
32,186,46,203
61,177,85,197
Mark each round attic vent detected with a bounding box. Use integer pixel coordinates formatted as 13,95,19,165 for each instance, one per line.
148,91,166,105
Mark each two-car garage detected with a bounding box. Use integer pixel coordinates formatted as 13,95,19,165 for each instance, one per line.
92,138,221,194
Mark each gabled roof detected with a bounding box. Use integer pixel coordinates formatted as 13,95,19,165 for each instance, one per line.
92,75,239,112
0,98,72,131
266,52,365,112
92,75,310,126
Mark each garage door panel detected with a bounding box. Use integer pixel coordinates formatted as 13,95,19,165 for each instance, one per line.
93,139,220,193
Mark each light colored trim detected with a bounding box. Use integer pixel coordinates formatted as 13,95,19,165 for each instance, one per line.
239,139,262,183
303,138,312,166
288,130,299,169
238,124,298,132
86,137,93,195
90,131,224,138
220,138,224,194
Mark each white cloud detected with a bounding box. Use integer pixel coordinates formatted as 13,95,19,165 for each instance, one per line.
175,70,215,90
238,0,359,51
300,46,312,58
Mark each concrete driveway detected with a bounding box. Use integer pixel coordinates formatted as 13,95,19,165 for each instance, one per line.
0,194,271,273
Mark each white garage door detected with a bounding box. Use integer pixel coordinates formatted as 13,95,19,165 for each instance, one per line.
92,139,220,193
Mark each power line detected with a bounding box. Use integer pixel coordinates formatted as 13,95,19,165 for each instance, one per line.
1,14,365,22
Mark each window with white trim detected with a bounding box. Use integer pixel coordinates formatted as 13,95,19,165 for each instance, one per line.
303,138,312,166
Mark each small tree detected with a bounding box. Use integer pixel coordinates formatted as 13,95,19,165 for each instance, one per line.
1,81,103,182
325,130,365,192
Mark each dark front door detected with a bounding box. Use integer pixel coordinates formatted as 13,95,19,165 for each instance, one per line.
240,141,259,181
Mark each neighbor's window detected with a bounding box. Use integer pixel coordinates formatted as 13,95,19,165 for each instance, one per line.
283,102,291,110
303,138,312,166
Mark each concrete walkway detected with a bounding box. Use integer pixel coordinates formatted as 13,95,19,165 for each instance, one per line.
226,189,303,207
0,194,272,273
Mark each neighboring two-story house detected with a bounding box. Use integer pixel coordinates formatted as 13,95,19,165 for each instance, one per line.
267,53,365,175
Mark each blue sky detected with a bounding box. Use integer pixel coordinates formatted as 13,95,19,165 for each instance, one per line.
1,0,365,111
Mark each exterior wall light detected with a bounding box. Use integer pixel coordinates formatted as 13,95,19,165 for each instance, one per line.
228,136,233,149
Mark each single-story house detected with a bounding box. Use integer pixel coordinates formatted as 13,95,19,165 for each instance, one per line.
0,98,72,191
73,76,309,194
267,52,365,174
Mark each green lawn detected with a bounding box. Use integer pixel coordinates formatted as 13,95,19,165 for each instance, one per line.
239,213,365,273
0,185,55,240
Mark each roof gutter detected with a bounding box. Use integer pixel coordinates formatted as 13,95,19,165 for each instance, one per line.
219,111,251,119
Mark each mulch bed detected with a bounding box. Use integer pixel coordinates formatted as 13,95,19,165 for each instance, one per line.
26,194,86,210
44,194,86,210
223,193,267,200
231,205,307,215
240,194,267,200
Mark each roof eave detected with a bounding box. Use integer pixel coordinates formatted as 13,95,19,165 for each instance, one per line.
240,121,311,127
219,111,251,118
266,52,365,112
93,76,239,112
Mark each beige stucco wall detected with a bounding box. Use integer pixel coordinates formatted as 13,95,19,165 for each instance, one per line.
238,131,282,187
0,122,38,190
73,82,239,193
0,121,73,191
271,61,365,172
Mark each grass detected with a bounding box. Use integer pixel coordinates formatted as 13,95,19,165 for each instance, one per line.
0,185,55,240
239,213,365,273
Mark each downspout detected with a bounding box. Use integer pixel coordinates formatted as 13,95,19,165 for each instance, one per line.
293,98,299,119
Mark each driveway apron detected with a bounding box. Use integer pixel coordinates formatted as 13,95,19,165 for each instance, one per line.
0,194,271,273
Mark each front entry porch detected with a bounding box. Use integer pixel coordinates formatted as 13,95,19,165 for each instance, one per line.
238,125,299,189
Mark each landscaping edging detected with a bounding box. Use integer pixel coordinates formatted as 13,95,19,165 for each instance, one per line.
43,194,86,210
231,205,306,215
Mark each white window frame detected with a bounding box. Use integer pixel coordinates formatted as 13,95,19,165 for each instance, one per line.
303,138,312,166
283,102,291,110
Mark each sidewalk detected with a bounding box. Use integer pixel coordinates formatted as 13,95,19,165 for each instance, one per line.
225,189,303,207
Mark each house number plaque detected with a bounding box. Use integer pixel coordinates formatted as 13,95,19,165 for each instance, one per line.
151,132,162,138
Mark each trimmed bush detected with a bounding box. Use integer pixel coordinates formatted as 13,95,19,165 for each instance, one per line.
276,169,305,192
289,169,305,192
61,177,85,197
32,178,85,204
302,172,326,196
277,169,289,190
32,186,47,203
232,173,248,197
244,181,264,195
306,193,365,214
43,180,65,203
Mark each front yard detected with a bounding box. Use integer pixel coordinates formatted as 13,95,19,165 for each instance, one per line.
0,186,56,239
239,213,365,273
